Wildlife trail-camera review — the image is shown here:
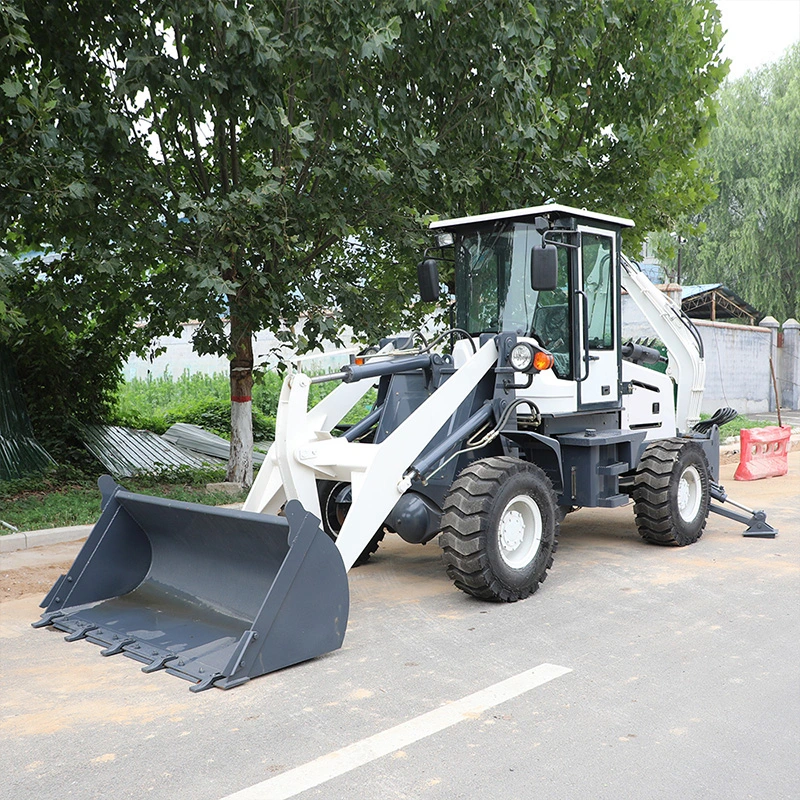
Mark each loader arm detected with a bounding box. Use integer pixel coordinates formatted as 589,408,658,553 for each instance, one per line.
245,338,500,572
243,343,396,517
620,254,705,431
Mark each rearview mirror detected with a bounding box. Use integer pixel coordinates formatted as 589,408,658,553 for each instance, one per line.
531,245,558,291
417,259,440,302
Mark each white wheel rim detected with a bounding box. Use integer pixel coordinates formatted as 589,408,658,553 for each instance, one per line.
498,494,543,569
677,465,702,522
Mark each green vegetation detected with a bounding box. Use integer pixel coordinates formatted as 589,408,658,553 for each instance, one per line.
110,370,375,440
1,0,728,484
654,44,800,320
715,414,778,441
111,371,280,440
0,465,247,533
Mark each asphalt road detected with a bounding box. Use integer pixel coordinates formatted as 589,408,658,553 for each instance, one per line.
3,454,799,800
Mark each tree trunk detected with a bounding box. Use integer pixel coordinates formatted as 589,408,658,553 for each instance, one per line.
227,310,254,488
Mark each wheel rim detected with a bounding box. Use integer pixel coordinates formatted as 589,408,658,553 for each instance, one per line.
677,465,702,522
322,482,350,539
497,494,543,569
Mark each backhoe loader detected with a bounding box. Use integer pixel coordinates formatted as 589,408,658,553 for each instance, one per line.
35,204,775,691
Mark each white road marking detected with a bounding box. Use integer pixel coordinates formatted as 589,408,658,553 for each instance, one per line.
219,663,572,800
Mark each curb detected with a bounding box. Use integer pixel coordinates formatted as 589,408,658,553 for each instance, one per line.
0,525,92,554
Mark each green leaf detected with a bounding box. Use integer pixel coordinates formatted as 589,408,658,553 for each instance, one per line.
2,78,23,98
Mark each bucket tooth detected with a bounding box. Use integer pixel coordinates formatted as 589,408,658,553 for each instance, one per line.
141,654,179,674
100,638,136,656
31,610,64,629
188,673,224,693
64,624,98,642
34,479,349,691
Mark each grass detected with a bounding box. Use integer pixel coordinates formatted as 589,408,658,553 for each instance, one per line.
0,465,248,533
713,414,778,440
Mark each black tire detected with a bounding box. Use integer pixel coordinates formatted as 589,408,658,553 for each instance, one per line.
632,439,710,546
317,480,384,566
438,456,559,602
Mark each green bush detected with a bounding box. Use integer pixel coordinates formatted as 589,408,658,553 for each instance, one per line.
111,371,284,440
111,369,373,439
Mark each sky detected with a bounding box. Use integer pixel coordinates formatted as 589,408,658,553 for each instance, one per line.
716,0,800,79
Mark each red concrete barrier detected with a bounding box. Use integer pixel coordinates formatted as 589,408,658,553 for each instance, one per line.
734,425,792,481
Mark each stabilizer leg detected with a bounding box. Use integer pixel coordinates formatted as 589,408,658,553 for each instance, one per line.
709,483,778,538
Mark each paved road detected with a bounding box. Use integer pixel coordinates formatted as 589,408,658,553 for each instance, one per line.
3,455,798,800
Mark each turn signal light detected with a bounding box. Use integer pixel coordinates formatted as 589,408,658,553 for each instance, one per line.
532,351,554,371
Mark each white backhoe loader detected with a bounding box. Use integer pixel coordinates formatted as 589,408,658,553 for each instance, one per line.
35,204,776,691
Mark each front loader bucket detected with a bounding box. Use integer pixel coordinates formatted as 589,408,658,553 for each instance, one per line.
33,477,349,692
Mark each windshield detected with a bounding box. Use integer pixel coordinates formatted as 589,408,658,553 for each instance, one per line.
454,222,571,377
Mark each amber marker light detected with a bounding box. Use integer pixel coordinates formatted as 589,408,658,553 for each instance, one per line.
354,356,366,365
533,351,554,371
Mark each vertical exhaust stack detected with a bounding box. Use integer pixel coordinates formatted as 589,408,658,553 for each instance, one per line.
34,477,349,692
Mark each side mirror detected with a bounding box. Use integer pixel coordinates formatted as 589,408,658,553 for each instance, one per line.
417,259,440,302
531,245,558,291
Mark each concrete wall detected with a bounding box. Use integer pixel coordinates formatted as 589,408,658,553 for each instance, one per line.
622,291,800,414
693,320,772,414
124,321,358,381
780,319,800,411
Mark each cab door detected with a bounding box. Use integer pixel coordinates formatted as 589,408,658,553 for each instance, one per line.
575,227,620,409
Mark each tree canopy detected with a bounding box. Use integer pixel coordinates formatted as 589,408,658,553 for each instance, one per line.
654,44,800,321
1,0,728,481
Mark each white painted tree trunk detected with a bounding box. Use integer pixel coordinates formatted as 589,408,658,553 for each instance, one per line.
228,397,253,487
227,314,255,488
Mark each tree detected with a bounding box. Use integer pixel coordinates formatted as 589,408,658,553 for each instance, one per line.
660,44,800,320
1,0,727,485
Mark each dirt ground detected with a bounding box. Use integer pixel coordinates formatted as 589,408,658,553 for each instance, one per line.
0,562,75,603
0,542,83,603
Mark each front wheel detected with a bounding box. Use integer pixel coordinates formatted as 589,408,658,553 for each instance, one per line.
318,480,384,566
438,457,559,602
632,439,710,546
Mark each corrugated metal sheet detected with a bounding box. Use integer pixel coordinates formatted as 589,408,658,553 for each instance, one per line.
0,347,55,480
162,423,267,465
79,424,221,478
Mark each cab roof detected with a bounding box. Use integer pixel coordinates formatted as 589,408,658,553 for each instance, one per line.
429,203,635,231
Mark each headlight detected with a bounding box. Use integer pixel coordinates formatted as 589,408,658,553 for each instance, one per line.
508,341,555,373
509,342,535,372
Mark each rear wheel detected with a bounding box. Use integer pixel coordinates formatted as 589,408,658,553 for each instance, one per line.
317,481,384,566
438,456,558,601
632,439,710,546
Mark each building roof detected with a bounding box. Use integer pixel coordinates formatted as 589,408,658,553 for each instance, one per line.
680,284,763,325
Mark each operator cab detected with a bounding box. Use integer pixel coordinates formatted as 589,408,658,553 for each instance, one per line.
429,204,635,412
